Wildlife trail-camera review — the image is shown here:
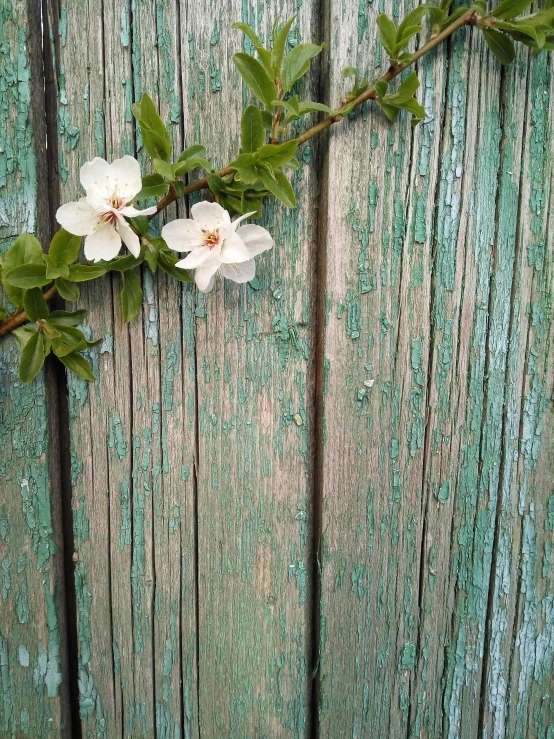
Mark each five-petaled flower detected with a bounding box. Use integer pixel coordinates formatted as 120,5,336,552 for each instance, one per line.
161,201,273,292
56,156,157,262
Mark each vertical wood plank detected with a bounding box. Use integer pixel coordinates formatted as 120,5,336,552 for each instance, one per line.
0,0,70,735
54,0,198,735
180,1,320,734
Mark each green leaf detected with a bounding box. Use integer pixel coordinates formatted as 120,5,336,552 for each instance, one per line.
49,229,82,266
272,15,296,72
375,80,388,100
241,105,265,154
178,144,207,161
135,173,169,200
3,263,50,289
19,331,48,383
233,53,278,109
0,307,7,321
128,216,149,235
258,166,296,208
157,252,193,282
44,255,70,280
400,97,426,125
483,28,516,63
132,93,172,161
471,0,488,14
255,140,299,168
298,101,333,115
67,264,107,282
120,270,143,323
103,253,143,272
397,6,430,37
342,66,358,78
153,157,176,180
392,26,422,56
492,0,534,19
388,71,421,103
440,6,471,28
172,157,211,176
49,325,89,357
2,233,44,306
377,14,397,54
13,326,36,349
24,288,49,322
232,23,274,77
282,43,325,93
49,309,88,327
55,278,80,301
207,174,227,196
229,153,259,184
59,352,96,382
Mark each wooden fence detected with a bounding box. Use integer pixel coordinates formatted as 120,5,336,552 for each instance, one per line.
0,0,553,736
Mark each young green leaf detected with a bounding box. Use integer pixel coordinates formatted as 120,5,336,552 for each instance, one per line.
272,15,296,72
102,253,144,272
44,255,70,280
153,158,176,181
232,23,274,77
377,14,397,54
128,216,149,235
55,278,80,301
258,166,296,208
255,140,299,168
178,144,207,161
3,263,50,289
24,288,49,322
49,229,82,266
157,252,194,282
282,43,325,93
491,0,534,20
13,326,36,349
483,28,516,63
67,264,107,282
120,270,143,323
49,309,88,327
397,6,430,37
241,105,265,154
50,325,89,357
2,233,44,306
233,53,278,109
132,93,172,161
59,352,96,382
135,173,169,200
471,0,488,15
19,331,48,383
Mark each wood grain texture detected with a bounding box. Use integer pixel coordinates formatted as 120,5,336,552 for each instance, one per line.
53,0,198,735
4,0,552,737
317,1,554,737
0,0,69,735
180,1,319,735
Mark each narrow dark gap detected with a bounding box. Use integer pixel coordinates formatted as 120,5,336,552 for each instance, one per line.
192,311,202,736
308,1,331,737
38,0,82,736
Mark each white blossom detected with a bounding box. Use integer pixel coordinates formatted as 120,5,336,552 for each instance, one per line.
56,156,157,262
161,201,273,292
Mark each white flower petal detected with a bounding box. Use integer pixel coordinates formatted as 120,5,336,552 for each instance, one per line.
120,205,158,218
231,211,257,231
56,198,102,235
80,157,114,201
220,259,256,284
161,219,203,252
235,224,274,257
219,232,251,264
83,224,122,262
109,156,143,202
191,201,231,231
194,260,220,292
178,246,215,269
116,219,141,257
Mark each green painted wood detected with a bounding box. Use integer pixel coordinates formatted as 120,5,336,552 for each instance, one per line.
181,1,319,734
0,1,70,735
318,2,554,738
9,0,552,736
53,0,198,735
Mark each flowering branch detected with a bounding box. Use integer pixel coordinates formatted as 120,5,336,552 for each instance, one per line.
1,0,553,382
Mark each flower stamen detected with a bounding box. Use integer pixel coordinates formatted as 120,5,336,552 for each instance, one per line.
202,230,221,249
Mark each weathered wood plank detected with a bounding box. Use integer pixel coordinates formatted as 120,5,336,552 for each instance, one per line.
54,0,198,735
0,1,70,735
180,1,320,734
317,0,433,733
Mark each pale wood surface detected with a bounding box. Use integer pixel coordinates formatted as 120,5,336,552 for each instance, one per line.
1,0,553,736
